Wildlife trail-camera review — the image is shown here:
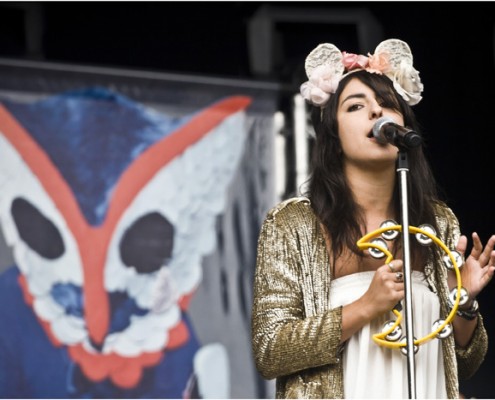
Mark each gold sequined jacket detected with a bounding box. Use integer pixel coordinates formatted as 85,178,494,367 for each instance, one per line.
251,197,488,399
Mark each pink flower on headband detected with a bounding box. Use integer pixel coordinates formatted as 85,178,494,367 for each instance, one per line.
367,52,391,74
342,52,369,70
300,64,340,106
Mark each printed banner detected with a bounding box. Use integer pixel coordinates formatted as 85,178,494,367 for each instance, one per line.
0,82,277,398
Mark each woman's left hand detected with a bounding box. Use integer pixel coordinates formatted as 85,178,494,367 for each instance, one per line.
455,232,495,299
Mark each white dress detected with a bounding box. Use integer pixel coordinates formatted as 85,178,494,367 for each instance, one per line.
330,271,447,399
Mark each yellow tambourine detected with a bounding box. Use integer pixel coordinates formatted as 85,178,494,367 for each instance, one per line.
357,220,466,354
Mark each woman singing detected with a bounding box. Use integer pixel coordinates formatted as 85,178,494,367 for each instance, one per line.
251,38,494,399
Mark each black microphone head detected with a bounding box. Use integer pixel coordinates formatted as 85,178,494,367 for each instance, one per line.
372,116,395,143
372,116,422,149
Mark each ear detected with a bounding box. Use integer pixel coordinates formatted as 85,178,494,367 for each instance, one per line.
304,43,345,79
374,38,414,69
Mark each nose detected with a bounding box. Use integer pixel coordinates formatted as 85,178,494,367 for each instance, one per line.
369,100,383,119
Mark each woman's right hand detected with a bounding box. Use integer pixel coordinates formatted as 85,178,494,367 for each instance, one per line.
360,260,405,320
340,260,405,343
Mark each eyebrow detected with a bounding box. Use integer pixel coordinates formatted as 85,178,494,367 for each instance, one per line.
340,93,366,107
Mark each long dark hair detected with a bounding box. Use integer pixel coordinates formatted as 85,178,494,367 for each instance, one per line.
305,70,442,264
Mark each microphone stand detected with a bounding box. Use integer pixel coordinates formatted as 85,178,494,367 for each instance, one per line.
397,149,416,399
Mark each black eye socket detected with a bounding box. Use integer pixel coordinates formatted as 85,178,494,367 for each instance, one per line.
119,212,174,274
11,197,65,259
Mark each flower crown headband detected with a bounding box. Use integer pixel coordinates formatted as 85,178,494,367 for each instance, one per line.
300,38,424,107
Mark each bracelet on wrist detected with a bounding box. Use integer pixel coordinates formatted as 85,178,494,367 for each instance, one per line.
447,287,479,321
456,304,478,320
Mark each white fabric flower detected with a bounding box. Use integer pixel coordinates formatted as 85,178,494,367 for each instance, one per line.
300,65,340,106
300,81,330,106
389,60,424,106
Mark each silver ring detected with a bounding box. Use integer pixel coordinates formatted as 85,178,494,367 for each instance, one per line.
396,272,403,282
388,262,396,272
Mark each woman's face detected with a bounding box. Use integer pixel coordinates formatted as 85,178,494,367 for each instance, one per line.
336,77,404,170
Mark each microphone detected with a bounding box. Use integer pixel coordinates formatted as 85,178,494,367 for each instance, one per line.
372,116,422,149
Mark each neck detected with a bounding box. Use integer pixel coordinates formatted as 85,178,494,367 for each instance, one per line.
345,163,396,223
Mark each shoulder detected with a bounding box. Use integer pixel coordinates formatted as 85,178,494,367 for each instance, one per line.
433,201,459,227
259,197,321,251
260,196,317,236
432,201,460,245
265,196,313,222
